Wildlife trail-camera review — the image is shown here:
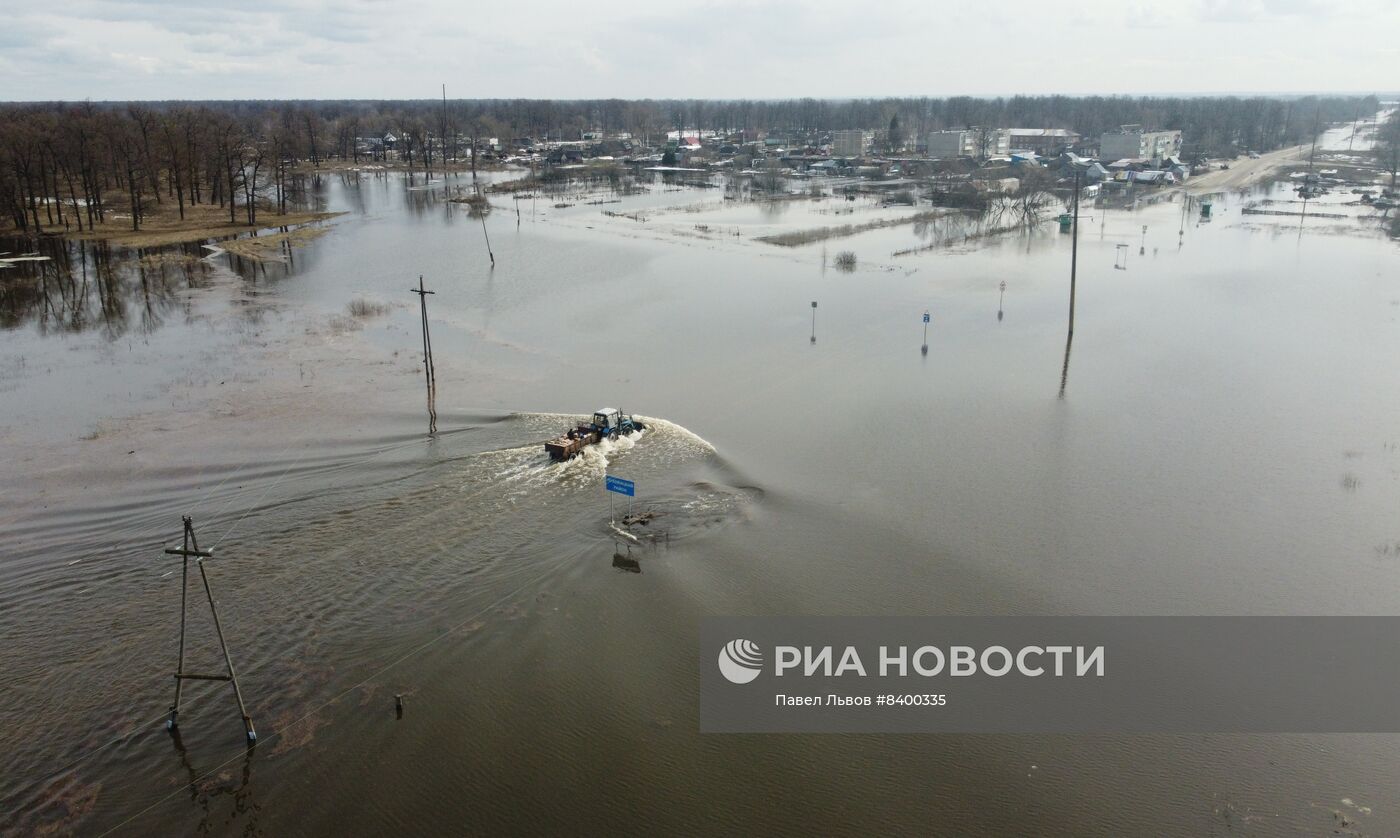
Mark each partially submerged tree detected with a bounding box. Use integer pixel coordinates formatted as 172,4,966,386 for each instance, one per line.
1379,110,1400,191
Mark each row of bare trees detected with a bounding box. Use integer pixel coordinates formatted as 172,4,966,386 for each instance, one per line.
0,103,332,235
3,95,1385,237
0,98,513,236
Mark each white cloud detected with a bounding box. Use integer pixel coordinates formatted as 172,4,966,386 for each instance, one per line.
0,0,1395,100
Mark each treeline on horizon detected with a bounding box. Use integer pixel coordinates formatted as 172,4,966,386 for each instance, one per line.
0,94,1382,236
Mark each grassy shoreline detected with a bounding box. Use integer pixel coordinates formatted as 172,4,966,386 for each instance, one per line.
2,200,344,250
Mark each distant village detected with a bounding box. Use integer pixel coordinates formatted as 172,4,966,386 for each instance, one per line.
363,123,1202,203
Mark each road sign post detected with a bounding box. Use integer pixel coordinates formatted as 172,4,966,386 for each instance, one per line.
606,475,636,524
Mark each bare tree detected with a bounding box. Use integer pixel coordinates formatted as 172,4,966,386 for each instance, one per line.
1379,111,1400,191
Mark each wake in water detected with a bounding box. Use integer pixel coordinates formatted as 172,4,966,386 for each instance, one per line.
461,412,751,539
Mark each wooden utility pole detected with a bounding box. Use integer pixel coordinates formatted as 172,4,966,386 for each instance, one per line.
411,276,437,433
163,516,256,744
480,208,495,266
1068,168,1081,339
1061,169,1082,398
441,84,450,164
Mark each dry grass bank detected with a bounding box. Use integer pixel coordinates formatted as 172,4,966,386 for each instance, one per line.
757,208,951,246
219,222,338,261
5,196,344,249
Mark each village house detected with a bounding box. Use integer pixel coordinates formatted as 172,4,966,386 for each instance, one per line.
925,129,1010,159
831,130,864,158
1006,128,1080,156
1098,126,1183,166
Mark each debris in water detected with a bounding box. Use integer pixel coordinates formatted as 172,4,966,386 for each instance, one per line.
0,253,51,268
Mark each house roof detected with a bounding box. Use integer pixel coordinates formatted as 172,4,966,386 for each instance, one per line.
1007,128,1077,137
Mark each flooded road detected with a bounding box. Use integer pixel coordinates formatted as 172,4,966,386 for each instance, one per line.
3,144,1400,835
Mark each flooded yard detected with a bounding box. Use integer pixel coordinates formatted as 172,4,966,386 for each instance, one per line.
3,142,1400,834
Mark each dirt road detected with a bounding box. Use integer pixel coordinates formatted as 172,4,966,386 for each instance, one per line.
1184,144,1311,193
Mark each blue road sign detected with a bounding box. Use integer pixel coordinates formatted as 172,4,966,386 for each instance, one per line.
923,311,931,323
605,475,636,497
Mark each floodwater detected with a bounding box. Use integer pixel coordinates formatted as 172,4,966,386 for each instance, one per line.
3,122,1400,835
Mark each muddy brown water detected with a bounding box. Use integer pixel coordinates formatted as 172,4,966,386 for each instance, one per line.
2,132,1400,835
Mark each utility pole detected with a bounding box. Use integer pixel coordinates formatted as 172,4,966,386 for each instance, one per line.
442,84,450,164
411,276,437,434
1068,169,1081,340
479,206,495,266
1061,169,1081,398
163,516,256,744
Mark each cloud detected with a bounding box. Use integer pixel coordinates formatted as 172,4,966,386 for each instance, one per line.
0,0,1394,100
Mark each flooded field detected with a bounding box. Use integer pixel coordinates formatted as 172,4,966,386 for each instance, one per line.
3,124,1400,834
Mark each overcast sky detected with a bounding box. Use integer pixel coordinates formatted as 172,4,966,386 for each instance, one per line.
3,0,1396,101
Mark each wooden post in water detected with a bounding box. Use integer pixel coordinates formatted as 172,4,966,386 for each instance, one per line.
163,516,256,744
441,84,450,164
810,301,817,344
475,182,495,266
411,276,437,433
1061,169,1082,399
1068,169,1080,340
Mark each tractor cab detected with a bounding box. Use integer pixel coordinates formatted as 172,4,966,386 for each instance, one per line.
591,408,621,433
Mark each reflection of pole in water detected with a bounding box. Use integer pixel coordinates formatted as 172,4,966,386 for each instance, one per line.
1058,328,1073,400
810,300,817,344
170,724,259,833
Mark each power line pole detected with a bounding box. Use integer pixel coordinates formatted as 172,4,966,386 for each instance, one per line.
1068,168,1081,339
479,209,495,266
1061,168,1081,398
411,276,437,434
163,516,256,744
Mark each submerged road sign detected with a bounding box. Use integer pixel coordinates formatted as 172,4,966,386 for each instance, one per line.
606,475,636,497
